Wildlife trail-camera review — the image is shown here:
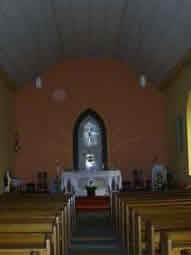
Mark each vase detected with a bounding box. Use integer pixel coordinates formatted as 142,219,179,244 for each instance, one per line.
87,189,96,197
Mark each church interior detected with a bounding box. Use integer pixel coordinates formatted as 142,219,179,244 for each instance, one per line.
1,1,191,255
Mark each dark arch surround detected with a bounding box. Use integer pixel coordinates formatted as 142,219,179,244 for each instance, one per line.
73,108,108,170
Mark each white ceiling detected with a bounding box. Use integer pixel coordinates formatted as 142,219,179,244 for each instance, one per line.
0,0,190,86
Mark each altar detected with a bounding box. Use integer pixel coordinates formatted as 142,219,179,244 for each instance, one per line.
60,109,122,196
61,170,122,196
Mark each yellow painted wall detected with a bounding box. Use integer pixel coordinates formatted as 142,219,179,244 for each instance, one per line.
186,91,191,175
166,65,191,183
0,76,15,193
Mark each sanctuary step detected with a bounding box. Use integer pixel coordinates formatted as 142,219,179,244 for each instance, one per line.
75,196,110,212
70,212,125,255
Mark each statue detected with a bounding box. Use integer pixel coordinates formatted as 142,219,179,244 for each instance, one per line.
4,169,12,192
83,122,99,147
151,157,167,191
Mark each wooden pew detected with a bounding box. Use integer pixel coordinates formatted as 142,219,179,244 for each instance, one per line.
1,211,65,255
115,192,191,255
117,192,191,234
0,218,57,255
130,201,191,242
123,200,191,251
0,193,74,250
160,230,191,255
7,193,74,249
0,209,61,255
0,193,74,255
0,208,63,254
145,217,191,255
116,191,191,233
134,208,191,254
0,233,51,255
112,191,191,231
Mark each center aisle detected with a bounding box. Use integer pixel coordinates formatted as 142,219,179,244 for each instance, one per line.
70,211,125,255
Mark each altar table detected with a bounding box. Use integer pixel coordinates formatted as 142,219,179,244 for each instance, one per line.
61,170,122,196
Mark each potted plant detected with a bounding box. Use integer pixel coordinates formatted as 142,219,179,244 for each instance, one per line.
85,180,97,197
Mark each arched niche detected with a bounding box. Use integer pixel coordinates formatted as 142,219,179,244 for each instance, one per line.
73,109,108,171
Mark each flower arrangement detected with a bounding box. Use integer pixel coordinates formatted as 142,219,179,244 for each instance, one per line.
85,185,97,191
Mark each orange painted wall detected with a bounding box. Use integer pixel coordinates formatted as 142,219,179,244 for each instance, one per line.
14,58,168,183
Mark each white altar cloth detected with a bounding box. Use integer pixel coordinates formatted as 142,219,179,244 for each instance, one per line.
61,170,122,196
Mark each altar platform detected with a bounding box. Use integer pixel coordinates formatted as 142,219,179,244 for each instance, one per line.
61,170,122,196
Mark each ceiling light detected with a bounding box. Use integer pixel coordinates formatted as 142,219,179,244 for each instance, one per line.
139,74,147,88
35,76,42,88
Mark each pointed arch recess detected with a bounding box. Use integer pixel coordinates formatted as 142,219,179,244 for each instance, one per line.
73,109,108,170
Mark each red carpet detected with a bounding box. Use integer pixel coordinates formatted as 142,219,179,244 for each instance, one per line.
75,196,110,212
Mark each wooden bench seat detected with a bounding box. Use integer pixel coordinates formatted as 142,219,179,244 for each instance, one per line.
0,194,74,254
0,233,48,246
161,231,191,255
0,233,50,255
0,193,75,255
113,191,191,255
113,191,191,233
121,199,191,251
145,216,191,255
0,208,67,255
131,206,191,255
0,218,57,255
